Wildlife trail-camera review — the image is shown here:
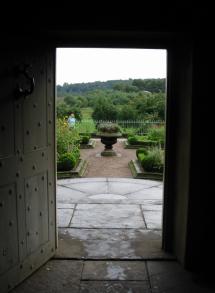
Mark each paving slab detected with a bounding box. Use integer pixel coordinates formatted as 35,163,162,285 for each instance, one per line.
80,280,151,293
87,193,127,203
12,260,83,293
65,181,108,194
56,178,164,259
125,197,163,205
58,193,128,204
141,200,162,211
55,228,171,259
107,181,150,195
70,204,145,229
57,203,75,209
126,188,162,201
57,185,86,203
140,187,163,196
143,210,162,230
57,208,74,227
107,178,162,187
58,177,107,185
147,261,187,276
82,261,148,280
147,261,214,293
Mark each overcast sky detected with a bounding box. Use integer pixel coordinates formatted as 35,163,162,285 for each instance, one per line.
56,48,166,85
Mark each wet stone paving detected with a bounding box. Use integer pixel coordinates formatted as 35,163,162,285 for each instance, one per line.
56,177,165,259
12,178,215,292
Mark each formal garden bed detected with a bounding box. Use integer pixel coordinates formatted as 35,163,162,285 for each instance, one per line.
57,118,87,178
124,138,158,149
129,147,164,180
56,115,165,179
57,158,87,179
79,134,96,149
125,126,165,149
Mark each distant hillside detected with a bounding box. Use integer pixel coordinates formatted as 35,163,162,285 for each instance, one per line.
57,80,131,95
57,78,166,96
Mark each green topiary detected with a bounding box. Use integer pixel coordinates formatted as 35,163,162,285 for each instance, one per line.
81,135,90,144
57,152,77,171
137,153,146,163
136,148,148,158
128,136,138,145
141,148,164,172
128,135,158,146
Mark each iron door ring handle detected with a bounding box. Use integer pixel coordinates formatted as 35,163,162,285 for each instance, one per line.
14,64,35,99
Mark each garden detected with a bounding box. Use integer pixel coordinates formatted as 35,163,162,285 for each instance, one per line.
57,117,87,178
57,117,165,180
56,78,166,179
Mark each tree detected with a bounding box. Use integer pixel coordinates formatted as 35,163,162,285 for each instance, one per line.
117,105,138,120
132,79,166,93
56,102,82,120
92,98,118,120
56,102,70,118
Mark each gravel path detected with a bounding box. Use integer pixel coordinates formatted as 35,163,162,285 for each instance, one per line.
80,139,136,177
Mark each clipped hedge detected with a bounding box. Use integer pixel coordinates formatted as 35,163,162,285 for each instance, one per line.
80,135,90,144
128,135,158,147
137,147,164,173
57,153,77,171
136,148,148,157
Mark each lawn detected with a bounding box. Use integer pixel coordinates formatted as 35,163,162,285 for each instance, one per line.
76,107,96,134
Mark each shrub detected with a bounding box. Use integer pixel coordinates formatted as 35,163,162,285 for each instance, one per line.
144,140,158,147
57,117,80,154
80,135,90,144
147,126,165,146
136,148,148,158
92,98,118,121
137,153,146,163
57,153,77,171
57,118,80,171
128,136,138,144
121,127,136,137
141,148,164,173
128,135,158,147
56,102,82,121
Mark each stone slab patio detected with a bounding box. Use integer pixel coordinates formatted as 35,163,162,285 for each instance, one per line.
12,260,215,293
56,177,169,259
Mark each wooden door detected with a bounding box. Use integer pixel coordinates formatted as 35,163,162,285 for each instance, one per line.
0,46,56,292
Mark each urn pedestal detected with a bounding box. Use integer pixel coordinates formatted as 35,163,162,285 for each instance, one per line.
100,133,122,156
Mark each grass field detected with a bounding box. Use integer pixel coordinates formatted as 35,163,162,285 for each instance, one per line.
76,108,96,133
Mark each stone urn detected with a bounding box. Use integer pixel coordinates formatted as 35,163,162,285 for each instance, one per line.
97,123,122,156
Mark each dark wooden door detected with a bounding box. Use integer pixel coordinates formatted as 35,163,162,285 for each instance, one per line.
0,46,56,292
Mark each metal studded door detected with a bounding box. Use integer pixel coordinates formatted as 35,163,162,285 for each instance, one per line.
0,46,56,292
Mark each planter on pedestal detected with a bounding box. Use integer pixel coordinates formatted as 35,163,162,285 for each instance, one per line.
100,132,122,156
97,123,122,156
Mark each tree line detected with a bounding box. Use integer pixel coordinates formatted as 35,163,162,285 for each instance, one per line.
57,78,166,121
57,78,165,95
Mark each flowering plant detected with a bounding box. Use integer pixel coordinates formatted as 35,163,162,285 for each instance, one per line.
97,122,121,134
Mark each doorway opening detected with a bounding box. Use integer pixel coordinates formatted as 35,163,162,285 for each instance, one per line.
55,48,170,259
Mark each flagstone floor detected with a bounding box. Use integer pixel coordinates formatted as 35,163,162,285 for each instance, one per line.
12,178,214,292
56,177,168,259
